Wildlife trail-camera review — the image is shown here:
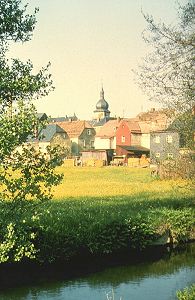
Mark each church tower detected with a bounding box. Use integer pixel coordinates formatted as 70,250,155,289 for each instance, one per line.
94,87,110,121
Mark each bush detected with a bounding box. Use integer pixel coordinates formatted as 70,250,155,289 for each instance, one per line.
177,284,195,300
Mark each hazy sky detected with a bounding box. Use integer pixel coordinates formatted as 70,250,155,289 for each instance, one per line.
8,0,186,120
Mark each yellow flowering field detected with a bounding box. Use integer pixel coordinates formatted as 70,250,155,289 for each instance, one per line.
53,166,195,200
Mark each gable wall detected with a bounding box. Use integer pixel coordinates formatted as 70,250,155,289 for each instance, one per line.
116,122,131,146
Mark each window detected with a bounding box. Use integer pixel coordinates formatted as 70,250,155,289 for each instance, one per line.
90,141,94,148
154,136,160,143
166,135,173,143
155,153,160,158
121,136,125,143
82,139,86,147
167,153,173,159
87,129,91,135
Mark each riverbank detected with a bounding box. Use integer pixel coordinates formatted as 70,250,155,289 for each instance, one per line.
0,168,194,273
0,243,195,299
0,244,169,290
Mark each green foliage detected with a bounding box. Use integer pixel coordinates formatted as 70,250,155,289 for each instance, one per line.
0,166,194,264
0,101,37,159
0,58,53,109
0,222,37,263
0,0,63,263
0,192,192,264
160,208,195,243
139,1,195,112
135,1,195,150
177,284,195,300
169,112,195,149
0,145,63,202
135,1,195,113
0,0,38,43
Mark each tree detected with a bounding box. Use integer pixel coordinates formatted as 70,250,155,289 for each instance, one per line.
134,1,195,149
0,0,63,263
0,0,38,44
135,1,195,113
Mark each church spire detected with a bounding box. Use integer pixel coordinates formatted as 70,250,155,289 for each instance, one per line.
100,85,104,100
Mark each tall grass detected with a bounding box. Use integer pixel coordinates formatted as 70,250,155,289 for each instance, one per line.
0,167,194,264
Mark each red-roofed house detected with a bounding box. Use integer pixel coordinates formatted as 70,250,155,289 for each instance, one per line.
52,120,96,155
94,119,121,150
116,119,149,157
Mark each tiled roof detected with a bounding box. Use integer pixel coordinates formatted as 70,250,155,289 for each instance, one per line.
122,119,141,132
90,116,111,127
138,119,168,133
39,124,66,142
53,120,93,138
36,113,48,121
134,110,173,133
96,119,121,138
136,109,167,121
50,114,78,123
50,117,67,122
28,124,66,143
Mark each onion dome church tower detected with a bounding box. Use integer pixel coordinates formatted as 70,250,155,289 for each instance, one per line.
94,87,110,121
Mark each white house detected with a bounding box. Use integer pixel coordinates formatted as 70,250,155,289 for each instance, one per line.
94,119,121,150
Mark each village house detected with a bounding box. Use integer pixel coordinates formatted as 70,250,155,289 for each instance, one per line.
135,108,174,149
115,119,149,157
94,118,121,150
150,130,179,164
16,123,71,157
29,123,70,153
52,120,96,155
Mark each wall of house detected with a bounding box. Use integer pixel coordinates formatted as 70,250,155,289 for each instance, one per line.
141,133,150,149
131,133,141,146
110,136,116,149
116,122,131,146
79,128,96,153
95,137,111,149
82,151,107,162
150,131,179,164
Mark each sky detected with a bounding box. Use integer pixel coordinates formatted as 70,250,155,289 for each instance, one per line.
8,0,186,120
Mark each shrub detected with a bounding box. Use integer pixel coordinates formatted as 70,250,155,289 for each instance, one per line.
177,284,195,300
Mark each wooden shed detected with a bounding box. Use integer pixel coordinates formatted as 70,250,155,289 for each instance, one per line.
81,149,114,166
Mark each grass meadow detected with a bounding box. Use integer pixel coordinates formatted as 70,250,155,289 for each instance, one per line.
0,166,194,264
53,166,194,200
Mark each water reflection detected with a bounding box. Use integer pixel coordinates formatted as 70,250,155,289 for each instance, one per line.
1,244,195,300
